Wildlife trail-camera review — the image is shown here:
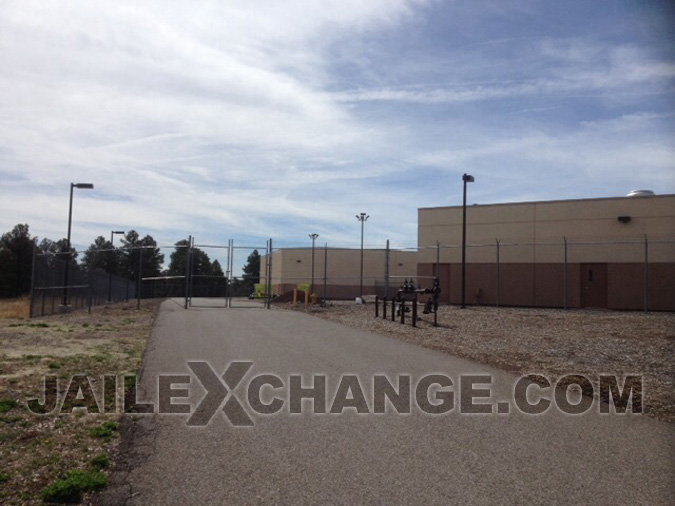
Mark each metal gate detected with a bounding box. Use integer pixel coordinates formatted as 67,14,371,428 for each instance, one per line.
185,238,273,310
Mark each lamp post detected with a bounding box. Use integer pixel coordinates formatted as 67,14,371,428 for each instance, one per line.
461,174,474,309
356,213,369,300
107,230,125,303
309,233,319,297
62,183,94,306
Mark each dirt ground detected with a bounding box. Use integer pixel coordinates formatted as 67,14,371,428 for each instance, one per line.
0,299,162,506
290,302,675,423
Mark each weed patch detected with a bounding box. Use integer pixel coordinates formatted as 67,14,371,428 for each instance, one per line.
0,399,18,413
40,470,107,504
91,453,110,470
89,420,118,439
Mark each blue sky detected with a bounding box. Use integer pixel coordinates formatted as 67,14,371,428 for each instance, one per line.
1,0,673,261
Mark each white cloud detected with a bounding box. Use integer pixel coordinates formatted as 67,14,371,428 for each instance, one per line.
0,0,673,257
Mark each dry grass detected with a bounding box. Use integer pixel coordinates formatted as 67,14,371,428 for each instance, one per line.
0,299,162,506
0,297,30,319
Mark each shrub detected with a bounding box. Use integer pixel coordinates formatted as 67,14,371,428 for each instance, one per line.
89,420,118,439
0,399,18,413
40,470,107,503
91,453,110,470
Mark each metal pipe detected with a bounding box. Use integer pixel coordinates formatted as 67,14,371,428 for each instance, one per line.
461,174,474,309
412,295,417,327
309,233,318,297
323,243,328,303
29,245,37,318
267,238,273,309
136,246,143,310
87,265,93,314
189,236,195,306
563,237,568,310
184,236,191,309
356,213,369,299
384,239,390,299
62,184,75,306
496,238,500,308
62,183,93,306
644,235,649,313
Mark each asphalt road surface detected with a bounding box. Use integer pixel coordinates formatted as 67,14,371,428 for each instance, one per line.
98,298,674,505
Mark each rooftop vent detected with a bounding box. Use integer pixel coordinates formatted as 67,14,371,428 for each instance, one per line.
626,189,655,197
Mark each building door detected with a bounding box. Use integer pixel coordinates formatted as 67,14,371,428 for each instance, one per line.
580,263,608,308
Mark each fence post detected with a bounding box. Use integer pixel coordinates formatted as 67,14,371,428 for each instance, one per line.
267,238,273,309
563,237,568,310
323,242,328,305
384,240,390,300
224,239,231,308
644,235,649,313
412,295,417,327
400,299,405,324
375,296,379,317
184,236,191,309
137,246,143,310
391,298,395,322
382,297,387,319
87,267,93,313
29,245,37,318
189,237,195,307
495,238,500,308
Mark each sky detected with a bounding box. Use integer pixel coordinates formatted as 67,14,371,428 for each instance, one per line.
1,0,674,264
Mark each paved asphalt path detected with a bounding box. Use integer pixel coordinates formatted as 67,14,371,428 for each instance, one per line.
99,298,674,505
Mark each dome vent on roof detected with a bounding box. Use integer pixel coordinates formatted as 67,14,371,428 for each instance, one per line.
626,189,655,197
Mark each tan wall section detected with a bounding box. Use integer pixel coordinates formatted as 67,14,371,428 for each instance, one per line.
260,248,418,298
419,195,675,264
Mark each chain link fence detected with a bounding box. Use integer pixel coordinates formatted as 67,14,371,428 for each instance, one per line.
264,237,674,311
25,236,674,316
30,251,135,317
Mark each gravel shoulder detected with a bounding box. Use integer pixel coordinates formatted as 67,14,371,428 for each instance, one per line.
288,302,675,423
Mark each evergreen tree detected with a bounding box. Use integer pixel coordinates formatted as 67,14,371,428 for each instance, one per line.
241,250,260,293
167,239,214,276
212,260,224,277
120,230,164,280
81,236,118,274
0,224,36,297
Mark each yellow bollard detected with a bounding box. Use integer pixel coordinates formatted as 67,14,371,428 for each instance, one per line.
311,293,317,305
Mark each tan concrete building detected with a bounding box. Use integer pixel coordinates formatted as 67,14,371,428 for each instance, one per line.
418,194,675,310
262,247,418,300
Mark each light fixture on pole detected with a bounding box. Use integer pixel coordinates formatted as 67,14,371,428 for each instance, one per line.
356,212,369,301
309,233,319,297
107,230,125,303
461,173,474,309
62,183,94,307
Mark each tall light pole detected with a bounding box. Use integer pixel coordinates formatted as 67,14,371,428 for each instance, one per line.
309,233,319,297
108,230,125,303
62,183,94,306
356,212,369,300
461,174,474,309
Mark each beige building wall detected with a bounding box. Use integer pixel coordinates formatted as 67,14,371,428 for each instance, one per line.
418,194,675,310
260,248,418,298
419,195,675,264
